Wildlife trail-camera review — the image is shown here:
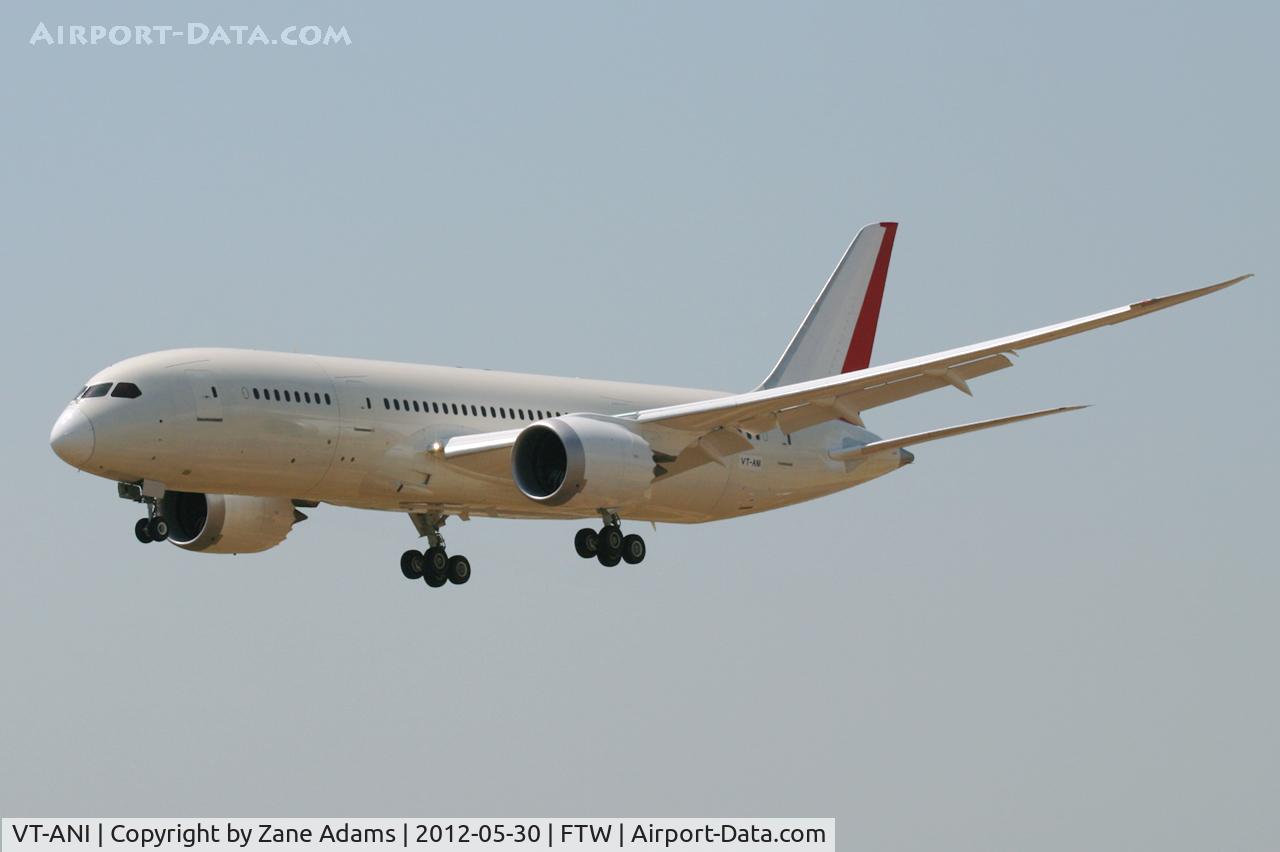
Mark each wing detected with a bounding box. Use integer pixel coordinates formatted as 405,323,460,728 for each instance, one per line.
436,274,1252,478
438,428,522,477
629,274,1253,434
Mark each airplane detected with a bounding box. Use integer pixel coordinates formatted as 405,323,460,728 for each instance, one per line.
49,222,1253,588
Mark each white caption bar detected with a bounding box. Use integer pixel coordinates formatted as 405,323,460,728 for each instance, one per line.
2,820,833,852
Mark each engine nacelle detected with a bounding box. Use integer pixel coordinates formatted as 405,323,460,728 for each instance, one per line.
512,415,655,508
160,492,302,554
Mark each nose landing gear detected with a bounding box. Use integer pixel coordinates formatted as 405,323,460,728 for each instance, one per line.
575,511,646,566
125,483,169,544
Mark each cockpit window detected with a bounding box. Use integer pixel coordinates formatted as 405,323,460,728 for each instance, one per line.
82,383,112,398
111,382,142,399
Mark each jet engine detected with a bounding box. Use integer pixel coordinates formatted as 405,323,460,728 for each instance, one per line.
511,415,656,508
160,491,305,553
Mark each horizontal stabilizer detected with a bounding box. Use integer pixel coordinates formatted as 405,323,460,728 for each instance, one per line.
829,405,1088,460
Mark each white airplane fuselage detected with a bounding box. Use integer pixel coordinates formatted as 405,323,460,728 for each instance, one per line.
50,222,1247,573
55,348,903,525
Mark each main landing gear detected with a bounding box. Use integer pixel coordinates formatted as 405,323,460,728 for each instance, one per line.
574,511,646,566
400,512,470,588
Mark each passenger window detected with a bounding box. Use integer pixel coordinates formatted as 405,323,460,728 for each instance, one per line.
471,405,478,416
480,406,488,417
83,383,112,398
111,382,142,399
394,399,401,410
325,393,332,405
252,389,261,400
451,403,458,414
402,399,409,411
383,398,390,409
304,392,312,403
211,386,219,398
431,402,439,413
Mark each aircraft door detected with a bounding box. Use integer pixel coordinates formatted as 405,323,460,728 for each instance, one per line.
185,369,223,422
344,380,375,433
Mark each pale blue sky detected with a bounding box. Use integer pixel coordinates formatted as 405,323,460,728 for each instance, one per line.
2,2,1277,848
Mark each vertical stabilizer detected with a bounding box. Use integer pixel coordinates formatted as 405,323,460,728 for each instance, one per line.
757,222,897,389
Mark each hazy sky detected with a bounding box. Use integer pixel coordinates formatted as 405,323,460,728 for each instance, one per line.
2,2,1277,848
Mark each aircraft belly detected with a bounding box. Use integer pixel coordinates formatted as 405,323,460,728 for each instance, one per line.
312,438,734,523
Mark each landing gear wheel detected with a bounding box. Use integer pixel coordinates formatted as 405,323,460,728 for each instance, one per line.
135,518,153,544
598,550,622,567
597,525,624,557
400,549,424,579
424,560,448,588
147,517,169,542
574,528,599,559
423,547,448,574
446,554,471,585
621,534,646,565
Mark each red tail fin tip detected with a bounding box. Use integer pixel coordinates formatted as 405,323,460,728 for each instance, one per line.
840,221,897,373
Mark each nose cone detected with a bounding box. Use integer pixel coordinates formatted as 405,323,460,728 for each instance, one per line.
50,407,94,468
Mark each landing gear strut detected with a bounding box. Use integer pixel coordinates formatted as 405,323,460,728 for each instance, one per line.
128,488,169,544
403,512,471,588
576,510,646,566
